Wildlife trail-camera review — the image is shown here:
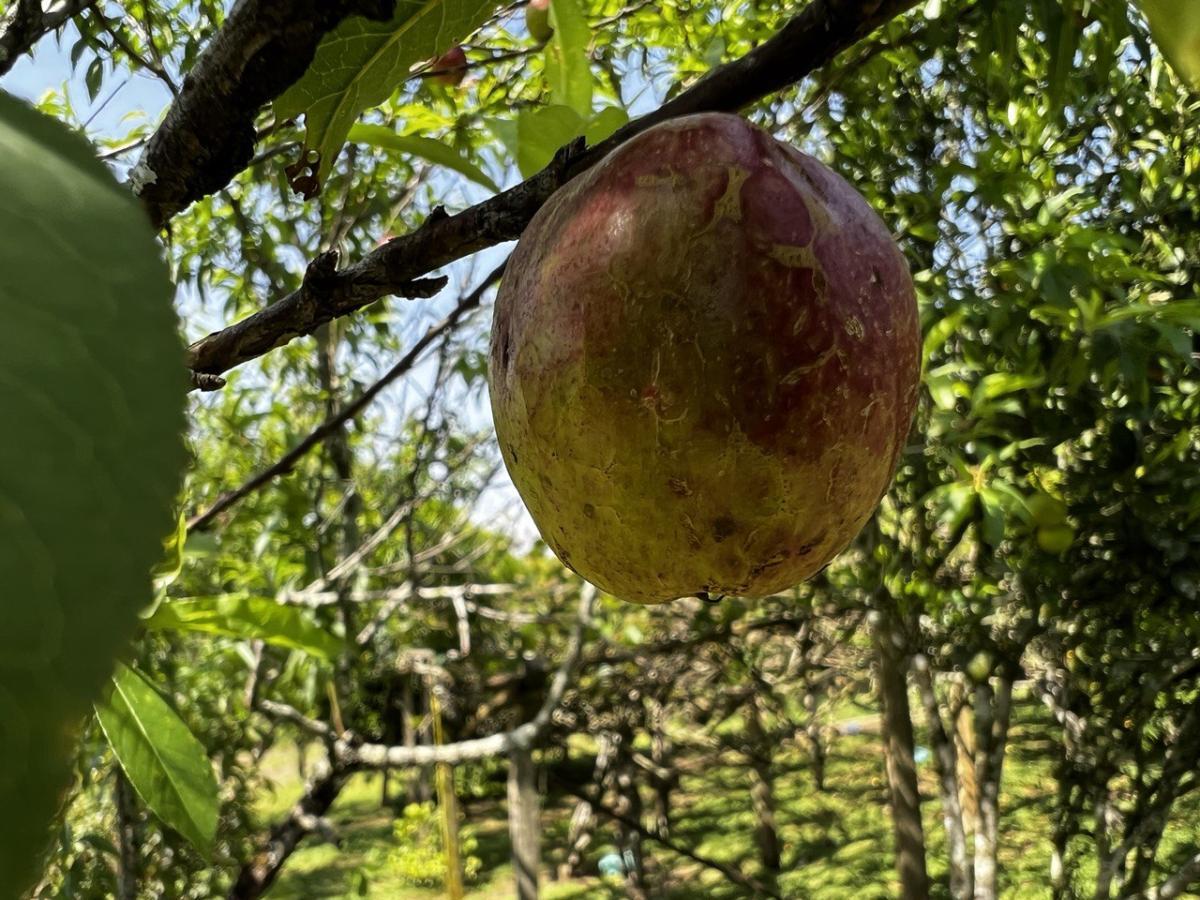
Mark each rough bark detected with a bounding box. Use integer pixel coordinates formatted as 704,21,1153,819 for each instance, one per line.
508,748,541,900
972,676,1013,900
913,656,972,899
131,0,400,229
0,0,98,77
228,761,348,900
873,607,930,900
746,697,782,872
114,770,138,900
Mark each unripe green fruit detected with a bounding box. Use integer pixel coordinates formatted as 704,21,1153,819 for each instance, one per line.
489,114,920,603
1037,524,1074,554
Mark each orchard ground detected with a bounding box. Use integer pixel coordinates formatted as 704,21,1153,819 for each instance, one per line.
254,689,1200,899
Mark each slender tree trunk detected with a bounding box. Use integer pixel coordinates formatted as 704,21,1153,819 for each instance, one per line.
803,677,827,791
746,697,782,872
615,763,648,900
913,656,972,899
973,676,1013,900
114,770,138,900
402,677,432,804
873,608,930,900
229,764,348,899
508,748,541,900
952,676,979,838
648,701,674,837
561,735,615,879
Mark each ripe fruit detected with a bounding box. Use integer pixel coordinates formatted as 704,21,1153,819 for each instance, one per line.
489,113,920,603
527,0,553,44
431,45,468,86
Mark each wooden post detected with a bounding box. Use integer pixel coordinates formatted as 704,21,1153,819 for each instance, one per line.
508,747,541,899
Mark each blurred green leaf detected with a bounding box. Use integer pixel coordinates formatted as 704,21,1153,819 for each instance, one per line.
144,595,344,660
1140,0,1200,89
0,93,186,894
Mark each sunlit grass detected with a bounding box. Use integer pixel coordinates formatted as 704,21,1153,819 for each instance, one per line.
255,694,1200,898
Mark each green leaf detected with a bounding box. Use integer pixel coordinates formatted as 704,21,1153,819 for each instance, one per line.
1045,0,1080,114
348,124,499,191
485,116,520,160
516,104,585,177
546,0,593,116
0,94,186,893
274,0,501,191
95,664,218,856
979,488,1006,547
1140,0,1200,89
921,308,965,366
584,105,629,145
151,510,188,593
144,595,344,660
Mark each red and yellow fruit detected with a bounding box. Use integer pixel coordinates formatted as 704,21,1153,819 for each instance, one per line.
489,113,920,603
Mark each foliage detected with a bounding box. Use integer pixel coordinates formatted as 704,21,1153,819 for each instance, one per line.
0,91,187,895
382,801,483,887
5,0,1200,897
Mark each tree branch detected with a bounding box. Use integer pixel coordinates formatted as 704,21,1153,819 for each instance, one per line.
0,0,98,77
129,0,400,230
185,261,504,531
184,0,920,380
342,585,594,767
552,776,782,899
1139,850,1200,900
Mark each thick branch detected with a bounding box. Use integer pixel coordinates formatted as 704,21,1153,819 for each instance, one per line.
185,0,920,379
130,0,399,229
228,759,348,900
1139,851,1200,900
342,586,594,767
0,0,98,77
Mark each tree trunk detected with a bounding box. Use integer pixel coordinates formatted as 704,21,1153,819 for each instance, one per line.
746,697,782,872
803,677,827,791
560,734,614,879
114,770,138,900
229,764,348,899
972,675,1013,900
873,608,930,900
615,764,648,900
913,656,972,899
402,677,432,804
952,676,979,838
508,748,541,900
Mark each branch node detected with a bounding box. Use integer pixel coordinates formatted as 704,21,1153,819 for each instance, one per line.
398,275,449,299
304,250,340,290
190,371,227,392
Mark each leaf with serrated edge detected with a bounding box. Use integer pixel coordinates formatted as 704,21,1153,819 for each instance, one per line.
0,93,186,893
144,595,344,660
95,664,219,856
276,0,501,191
